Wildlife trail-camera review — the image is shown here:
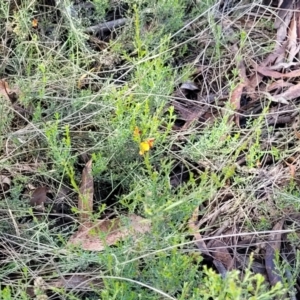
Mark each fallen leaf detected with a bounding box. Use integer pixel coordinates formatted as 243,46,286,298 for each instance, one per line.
188,207,228,277
188,207,210,256
78,159,94,223
70,161,152,251
265,79,293,92
287,14,300,62
265,219,285,286
261,91,289,104
275,8,293,50
228,49,249,126
49,274,103,290
209,239,235,271
272,81,300,102
269,61,300,70
68,214,151,251
229,82,245,127
255,64,300,79
27,275,103,298
264,41,288,68
30,186,49,211
274,0,293,29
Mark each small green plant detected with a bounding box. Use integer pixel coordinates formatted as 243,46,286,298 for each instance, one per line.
93,0,110,20
1,0,299,299
199,263,286,300
44,114,78,190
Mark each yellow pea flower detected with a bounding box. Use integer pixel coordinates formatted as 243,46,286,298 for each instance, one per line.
133,126,141,138
139,138,155,155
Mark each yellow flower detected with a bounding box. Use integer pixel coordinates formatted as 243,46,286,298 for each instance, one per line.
139,138,155,155
133,126,141,138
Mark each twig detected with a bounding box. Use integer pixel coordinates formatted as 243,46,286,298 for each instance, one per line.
8,209,20,237
85,18,127,34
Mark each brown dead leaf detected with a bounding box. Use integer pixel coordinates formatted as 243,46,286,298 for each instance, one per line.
188,207,210,257
265,219,285,286
229,82,245,127
265,79,293,92
188,207,228,276
287,13,300,62
27,275,103,298
69,161,151,251
30,186,49,210
275,3,293,47
249,41,288,89
49,274,103,290
209,239,235,271
255,64,300,79
275,0,293,29
68,214,151,251
274,0,300,63
263,41,289,69
272,81,300,102
78,159,94,223
228,51,248,126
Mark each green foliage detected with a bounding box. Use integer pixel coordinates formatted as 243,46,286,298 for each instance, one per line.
93,0,110,20
0,0,299,299
0,286,13,300
44,114,78,190
181,113,237,163
199,264,286,300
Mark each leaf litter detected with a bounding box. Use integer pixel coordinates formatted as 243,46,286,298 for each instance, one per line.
3,0,300,297
171,0,300,292
68,159,151,251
